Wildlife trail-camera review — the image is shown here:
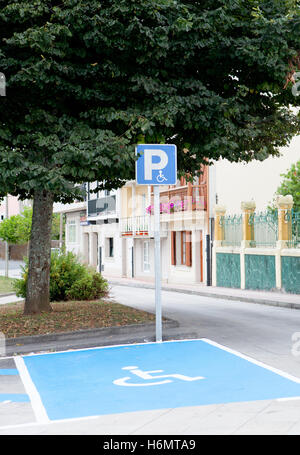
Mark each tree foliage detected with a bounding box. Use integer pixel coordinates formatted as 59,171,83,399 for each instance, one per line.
0,206,64,244
0,206,32,244
0,0,300,201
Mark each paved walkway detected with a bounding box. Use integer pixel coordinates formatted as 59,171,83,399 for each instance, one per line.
105,276,300,310
1,273,298,309
0,295,23,305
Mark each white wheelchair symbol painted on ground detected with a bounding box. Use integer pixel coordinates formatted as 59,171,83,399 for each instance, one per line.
113,365,205,387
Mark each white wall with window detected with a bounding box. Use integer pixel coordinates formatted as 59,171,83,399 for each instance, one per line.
81,221,123,277
65,212,84,258
67,219,77,244
105,236,114,258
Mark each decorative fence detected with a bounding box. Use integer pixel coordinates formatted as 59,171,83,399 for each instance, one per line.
288,210,300,248
220,209,300,249
220,214,242,247
213,198,300,294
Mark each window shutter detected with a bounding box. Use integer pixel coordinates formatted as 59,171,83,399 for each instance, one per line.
186,231,192,267
171,231,176,265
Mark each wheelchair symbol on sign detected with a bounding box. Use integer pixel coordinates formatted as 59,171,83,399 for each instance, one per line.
113,366,205,387
156,170,168,183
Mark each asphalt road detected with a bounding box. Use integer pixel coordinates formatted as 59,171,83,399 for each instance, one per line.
109,284,300,379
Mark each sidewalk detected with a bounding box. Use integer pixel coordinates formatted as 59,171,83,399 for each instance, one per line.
105,276,300,310
0,275,299,310
0,294,23,305
0,260,24,279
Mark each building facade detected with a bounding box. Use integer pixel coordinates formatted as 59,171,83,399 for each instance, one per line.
56,166,211,285
56,135,299,288
119,167,210,284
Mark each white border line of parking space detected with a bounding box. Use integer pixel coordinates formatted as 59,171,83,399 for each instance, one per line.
201,338,300,384
14,356,49,424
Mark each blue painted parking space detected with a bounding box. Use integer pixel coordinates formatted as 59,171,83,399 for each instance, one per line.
22,339,300,421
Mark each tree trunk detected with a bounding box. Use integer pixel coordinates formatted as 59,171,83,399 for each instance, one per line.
24,190,54,315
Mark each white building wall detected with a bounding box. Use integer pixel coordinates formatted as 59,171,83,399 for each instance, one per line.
214,135,300,214
82,222,123,277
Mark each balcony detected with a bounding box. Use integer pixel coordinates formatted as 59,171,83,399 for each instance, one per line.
120,216,168,238
144,188,206,220
121,216,149,237
152,166,208,213
88,195,116,218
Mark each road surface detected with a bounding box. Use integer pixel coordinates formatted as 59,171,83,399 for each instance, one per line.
109,284,300,378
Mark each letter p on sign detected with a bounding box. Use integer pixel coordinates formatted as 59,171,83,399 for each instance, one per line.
136,144,177,186
144,149,168,181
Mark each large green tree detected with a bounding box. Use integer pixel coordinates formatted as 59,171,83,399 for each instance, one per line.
0,0,300,313
276,160,300,212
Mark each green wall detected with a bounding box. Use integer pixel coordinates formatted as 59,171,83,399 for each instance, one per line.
245,254,276,291
281,256,300,294
216,253,240,288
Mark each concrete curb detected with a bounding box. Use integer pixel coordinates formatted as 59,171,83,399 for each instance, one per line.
3,318,195,356
108,280,300,310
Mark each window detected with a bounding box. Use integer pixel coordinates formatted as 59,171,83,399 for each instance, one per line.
143,241,150,272
181,232,186,265
171,231,192,267
67,220,76,243
106,237,114,258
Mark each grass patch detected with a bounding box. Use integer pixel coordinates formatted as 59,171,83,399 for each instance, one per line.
0,299,156,339
0,276,17,295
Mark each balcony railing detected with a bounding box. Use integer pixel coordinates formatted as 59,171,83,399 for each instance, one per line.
120,215,169,237
147,187,207,214
121,216,150,236
88,195,116,217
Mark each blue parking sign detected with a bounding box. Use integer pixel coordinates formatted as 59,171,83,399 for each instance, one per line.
136,144,177,185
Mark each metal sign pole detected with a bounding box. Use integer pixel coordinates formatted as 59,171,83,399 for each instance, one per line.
154,185,162,342
5,196,8,278
136,144,177,343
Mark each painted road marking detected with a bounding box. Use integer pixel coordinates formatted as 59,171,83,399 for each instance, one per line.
113,366,205,386
0,394,29,403
14,356,49,424
0,369,18,375
19,339,300,421
0,365,30,403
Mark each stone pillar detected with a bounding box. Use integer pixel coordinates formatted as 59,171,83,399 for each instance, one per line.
241,201,256,248
212,205,226,286
276,195,294,248
214,205,226,246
